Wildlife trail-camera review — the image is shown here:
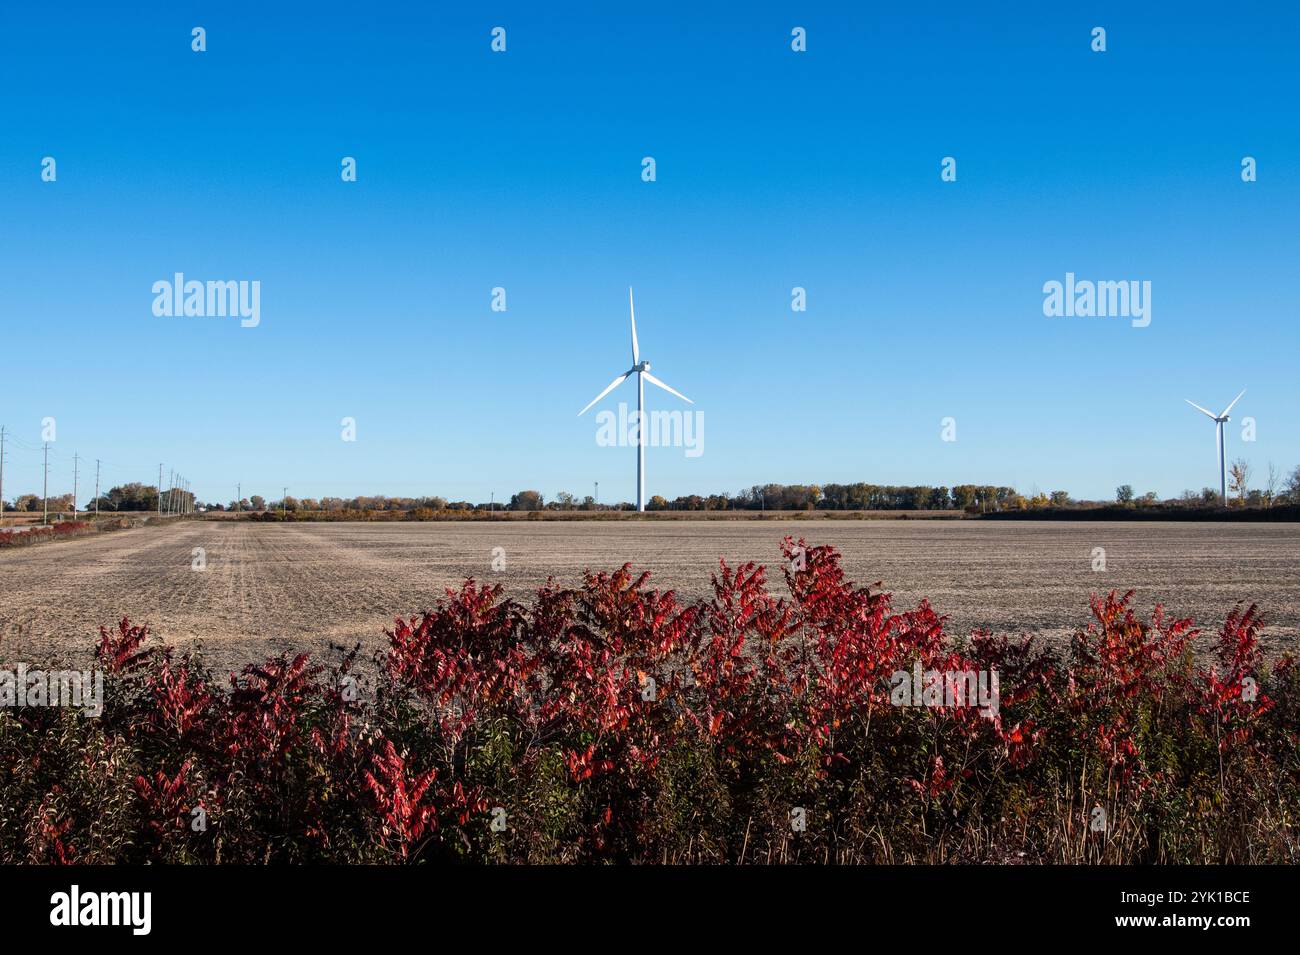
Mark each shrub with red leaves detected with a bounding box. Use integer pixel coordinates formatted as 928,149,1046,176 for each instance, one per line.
95,617,153,674
1197,603,1274,752
1068,590,1196,783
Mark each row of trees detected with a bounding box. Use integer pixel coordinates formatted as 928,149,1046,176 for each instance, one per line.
1117,460,1300,508
513,485,1044,512
7,464,1300,516
2,493,75,513
1,481,193,516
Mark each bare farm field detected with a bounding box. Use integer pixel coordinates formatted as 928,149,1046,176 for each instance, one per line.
1,520,1298,674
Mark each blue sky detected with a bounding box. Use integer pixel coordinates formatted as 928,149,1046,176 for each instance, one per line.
1,2,1297,506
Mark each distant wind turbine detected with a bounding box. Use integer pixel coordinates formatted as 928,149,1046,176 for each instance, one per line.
1185,389,1245,505
578,288,693,512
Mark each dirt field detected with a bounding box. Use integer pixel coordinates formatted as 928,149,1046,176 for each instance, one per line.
2,520,1298,673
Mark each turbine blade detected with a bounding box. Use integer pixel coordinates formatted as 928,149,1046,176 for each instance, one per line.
642,371,693,404
1219,389,1246,418
578,371,631,416
629,287,639,364
1184,399,1217,420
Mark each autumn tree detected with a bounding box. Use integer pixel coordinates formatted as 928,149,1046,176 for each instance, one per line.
1228,459,1252,504
1284,465,1300,504
508,490,543,511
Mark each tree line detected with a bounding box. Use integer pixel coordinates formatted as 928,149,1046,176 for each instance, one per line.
6,464,1300,515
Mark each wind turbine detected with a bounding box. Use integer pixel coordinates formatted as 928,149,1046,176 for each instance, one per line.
1185,389,1245,505
578,288,693,512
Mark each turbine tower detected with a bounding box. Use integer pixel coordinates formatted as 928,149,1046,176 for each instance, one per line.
1185,390,1245,505
579,288,693,512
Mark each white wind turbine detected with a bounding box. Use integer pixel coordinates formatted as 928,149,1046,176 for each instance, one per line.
1185,389,1245,505
578,288,693,512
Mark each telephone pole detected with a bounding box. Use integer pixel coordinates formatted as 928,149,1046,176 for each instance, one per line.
236,483,241,513
158,464,164,517
72,453,79,521
42,442,49,525
0,426,6,528
94,459,101,518
282,487,287,517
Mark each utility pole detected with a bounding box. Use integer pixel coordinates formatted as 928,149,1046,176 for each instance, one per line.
158,464,164,517
595,481,599,507
0,426,6,528
236,483,241,513
72,453,79,521
42,442,49,525
94,459,101,518
282,487,287,518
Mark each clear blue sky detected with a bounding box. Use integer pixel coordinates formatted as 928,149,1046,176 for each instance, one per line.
2,2,1297,506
